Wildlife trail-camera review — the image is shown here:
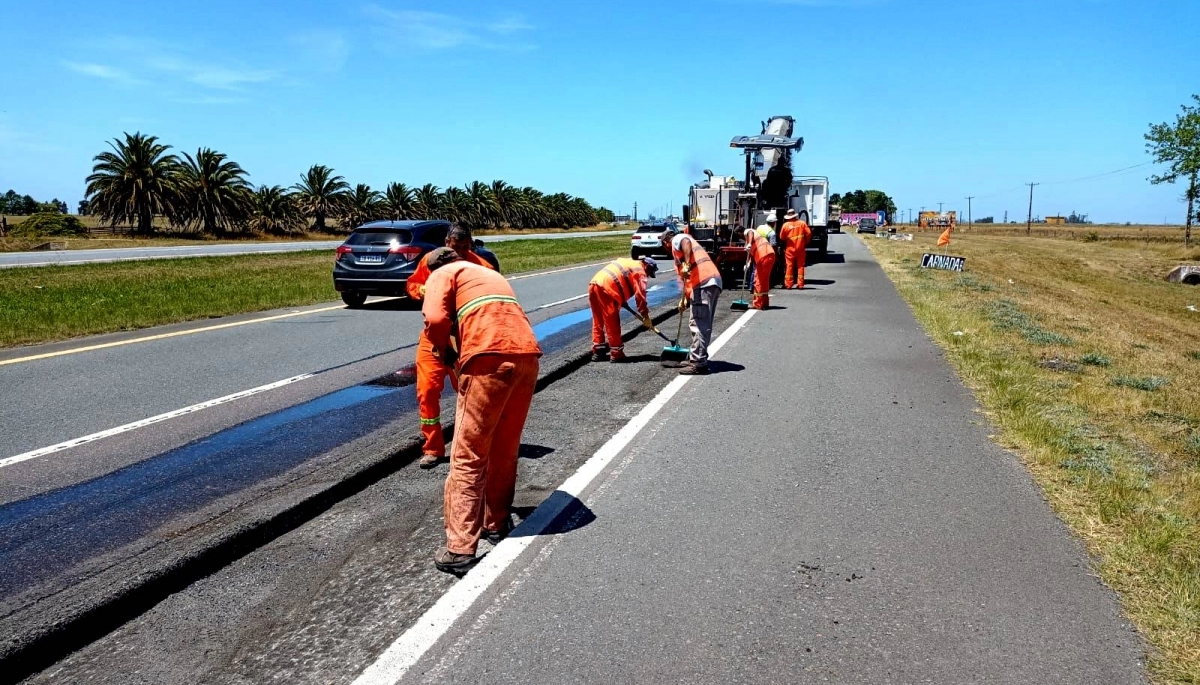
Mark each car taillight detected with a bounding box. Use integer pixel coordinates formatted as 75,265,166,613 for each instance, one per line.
389,245,423,261
335,245,352,262
632,235,643,240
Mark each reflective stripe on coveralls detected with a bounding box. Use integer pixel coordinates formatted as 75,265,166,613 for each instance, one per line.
408,251,495,456
745,229,776,310
670,234,722,299
422,262,542,556
779,219,811,288
588,258,649,353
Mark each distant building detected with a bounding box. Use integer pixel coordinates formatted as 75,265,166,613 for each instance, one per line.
1046,216,1067,225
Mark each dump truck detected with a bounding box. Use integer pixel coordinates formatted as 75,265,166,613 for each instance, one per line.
681,115,831,287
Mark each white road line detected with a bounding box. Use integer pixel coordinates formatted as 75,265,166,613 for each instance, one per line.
351,309,758,685
0,374,314,469
506,261,608,281
528,293,588,312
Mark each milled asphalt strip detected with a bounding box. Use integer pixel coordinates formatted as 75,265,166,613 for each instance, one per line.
350,309,757,685
0,375,315,469
0,265,612,468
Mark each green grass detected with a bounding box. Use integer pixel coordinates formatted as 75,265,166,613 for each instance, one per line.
862,231,1200,684
0,235,629,348
1112,375,1172,392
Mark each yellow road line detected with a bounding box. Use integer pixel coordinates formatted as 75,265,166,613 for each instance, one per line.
0,304,349,367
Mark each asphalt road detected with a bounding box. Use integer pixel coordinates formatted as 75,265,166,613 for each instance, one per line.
12,234,1148,684
0,230,630,268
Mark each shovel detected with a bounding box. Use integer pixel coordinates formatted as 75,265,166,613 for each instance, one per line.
622,303,674,345
730,259,751,311
659,296,690,364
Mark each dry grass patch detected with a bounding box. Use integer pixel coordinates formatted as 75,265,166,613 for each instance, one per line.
862,231,1200,684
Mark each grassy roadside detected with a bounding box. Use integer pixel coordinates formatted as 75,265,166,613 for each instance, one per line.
0,235,629,348
0,220,630,252
860,232,1200,683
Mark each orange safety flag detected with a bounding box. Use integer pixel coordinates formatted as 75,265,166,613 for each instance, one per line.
937,227,952,247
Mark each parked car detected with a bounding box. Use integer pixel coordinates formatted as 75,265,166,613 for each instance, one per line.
856,217,877,234
332,220,500,308
631,222,672,258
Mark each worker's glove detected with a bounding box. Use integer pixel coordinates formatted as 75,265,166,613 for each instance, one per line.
418,285,426,297
678,295,689,312
641,314,654,329
680,265,692,279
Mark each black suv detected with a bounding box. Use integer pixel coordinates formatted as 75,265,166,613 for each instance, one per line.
332,220,500,308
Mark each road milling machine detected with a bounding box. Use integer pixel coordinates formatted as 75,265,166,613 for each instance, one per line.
682,116,831,287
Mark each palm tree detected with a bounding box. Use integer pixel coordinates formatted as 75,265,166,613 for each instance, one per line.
177,148,252,236
490,180,521,228
247,185,305,235
291,164,349,232
340,183,384,231
414,183,441,219
85,132,181,235
384,182,416,220
464,181,498,228
440,187,470,224
517,187,546,228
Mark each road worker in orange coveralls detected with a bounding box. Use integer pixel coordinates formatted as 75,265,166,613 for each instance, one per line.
743,227,776,310
421,248,542,573
407,225,495,469
588,256,659,362
779,208,812,289
661,227,722,375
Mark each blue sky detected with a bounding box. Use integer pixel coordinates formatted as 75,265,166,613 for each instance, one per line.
1,0,1197,223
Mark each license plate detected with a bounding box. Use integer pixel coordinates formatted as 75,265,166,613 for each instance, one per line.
358,255,384,264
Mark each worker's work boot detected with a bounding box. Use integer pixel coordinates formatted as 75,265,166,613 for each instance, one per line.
609,349,629,363
482,517,513,545
434,548,476,573
418,453,445,469
679,363,710,376
590,345,609,362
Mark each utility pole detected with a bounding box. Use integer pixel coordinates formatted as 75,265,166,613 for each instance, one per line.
1004,210,1007,224
1025,183,1039,236
964,196,974,230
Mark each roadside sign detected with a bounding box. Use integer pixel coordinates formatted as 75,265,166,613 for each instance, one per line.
920,253,966,272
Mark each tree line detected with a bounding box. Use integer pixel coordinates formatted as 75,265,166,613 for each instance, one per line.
83,132,616,237
829,189,897,220
0,190,69,216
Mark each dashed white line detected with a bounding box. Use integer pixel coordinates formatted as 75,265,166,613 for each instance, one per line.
0,374,314,469
350,309,757,685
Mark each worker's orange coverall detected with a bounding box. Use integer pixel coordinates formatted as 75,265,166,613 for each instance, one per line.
744,230,776,310
779,219,811,289
588,258,650,354
423,261,542,555
407,250,494,457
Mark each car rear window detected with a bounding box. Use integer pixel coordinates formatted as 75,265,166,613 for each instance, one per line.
346,230,412,245
638,225,667,234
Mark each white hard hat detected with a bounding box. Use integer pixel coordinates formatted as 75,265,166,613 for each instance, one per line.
784,208,799,219
766,212,777,223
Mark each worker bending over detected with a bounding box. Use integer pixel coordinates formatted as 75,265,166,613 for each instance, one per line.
588,256,659,362
779,208,811,289
422,248,542,572
407,225,496,469
743,227,775,310
661,228,722,375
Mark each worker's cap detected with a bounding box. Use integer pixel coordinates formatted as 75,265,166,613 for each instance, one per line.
426,247,461,271
766,212,777,223
639,256,659,278
784,209,799,220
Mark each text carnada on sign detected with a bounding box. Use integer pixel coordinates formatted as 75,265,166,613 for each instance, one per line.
920,253,966,272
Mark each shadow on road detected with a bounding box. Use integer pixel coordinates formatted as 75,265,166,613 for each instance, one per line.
705,360,745,374
805,279,836,286
818,253,846,264
512,491,596,537
518,444,556,460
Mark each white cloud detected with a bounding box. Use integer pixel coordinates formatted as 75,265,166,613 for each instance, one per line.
365,5,535,51
63,61,143,86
